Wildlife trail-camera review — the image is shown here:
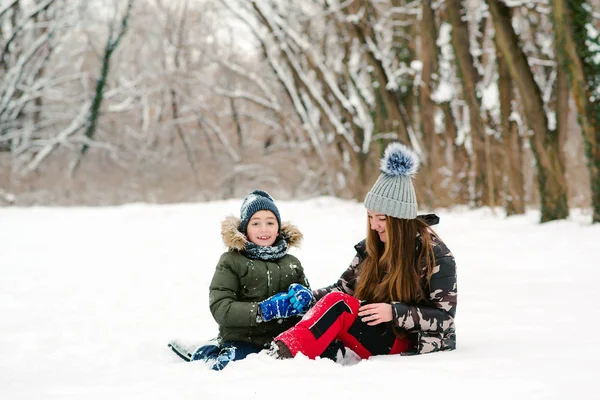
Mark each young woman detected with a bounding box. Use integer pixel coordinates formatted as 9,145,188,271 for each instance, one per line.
273,143,457,359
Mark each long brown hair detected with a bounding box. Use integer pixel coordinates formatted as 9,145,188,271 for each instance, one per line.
354,216,435,304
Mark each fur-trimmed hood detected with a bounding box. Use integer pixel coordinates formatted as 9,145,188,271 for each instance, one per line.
221,216,303,251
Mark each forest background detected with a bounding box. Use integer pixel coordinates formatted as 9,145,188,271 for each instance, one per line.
1,0,599,223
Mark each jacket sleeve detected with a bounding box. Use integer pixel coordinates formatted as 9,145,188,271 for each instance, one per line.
312,252,362,301
292,259,317,308
391,252,457,333
289,255,311,291
299,265,312,292
208,253,260,328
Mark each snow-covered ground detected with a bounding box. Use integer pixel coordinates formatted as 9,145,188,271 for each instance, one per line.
1,198,598,399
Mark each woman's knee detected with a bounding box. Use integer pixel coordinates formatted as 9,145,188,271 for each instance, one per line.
315,292,361,314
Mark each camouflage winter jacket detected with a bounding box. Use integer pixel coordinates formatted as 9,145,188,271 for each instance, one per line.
208,216,310,348
313,214,457,355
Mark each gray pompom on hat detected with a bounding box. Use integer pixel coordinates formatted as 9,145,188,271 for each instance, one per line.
364,142,420,219
239,190,282,234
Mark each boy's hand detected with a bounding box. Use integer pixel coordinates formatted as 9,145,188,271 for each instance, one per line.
287,283,312,313
259,292,295,321
258,284,313,322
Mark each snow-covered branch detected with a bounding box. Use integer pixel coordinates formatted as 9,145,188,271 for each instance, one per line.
0,0,56,67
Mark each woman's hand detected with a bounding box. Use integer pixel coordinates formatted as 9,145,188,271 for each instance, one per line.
358,303,393,326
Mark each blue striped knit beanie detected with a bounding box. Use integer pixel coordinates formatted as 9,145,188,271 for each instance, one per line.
239,190,282,234
364,142,421,219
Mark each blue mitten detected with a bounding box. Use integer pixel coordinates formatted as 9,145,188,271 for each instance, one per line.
287,283,313,314
259,291,292,322
259,284,314,321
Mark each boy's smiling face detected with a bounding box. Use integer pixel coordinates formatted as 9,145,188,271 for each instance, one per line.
246,210,279,246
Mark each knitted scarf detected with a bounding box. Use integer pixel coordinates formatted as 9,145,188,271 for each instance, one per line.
243,235,289,261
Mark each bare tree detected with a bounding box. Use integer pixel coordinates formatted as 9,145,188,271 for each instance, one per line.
552,0,600,223
487,0,569,222
69,0,134,174
496,43,525,216
219,0,427,199
0,0,59,154
445,0,493,208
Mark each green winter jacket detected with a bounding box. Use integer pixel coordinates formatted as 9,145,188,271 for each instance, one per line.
208,216,310,348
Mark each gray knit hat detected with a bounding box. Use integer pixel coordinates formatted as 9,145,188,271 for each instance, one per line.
364,142,420,219
239,190,281,234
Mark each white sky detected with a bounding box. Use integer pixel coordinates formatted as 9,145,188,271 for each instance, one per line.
1,198,598,399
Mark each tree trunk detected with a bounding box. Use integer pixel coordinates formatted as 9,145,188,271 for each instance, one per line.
440,101,467,205
352,148,373,201
496,39,525,215
71,0,133,175
488,0,569,222
555,52,569,189
445,0,490,207
418,0,441,208
33,8,47,128
345,0,411,145
552,0,600,223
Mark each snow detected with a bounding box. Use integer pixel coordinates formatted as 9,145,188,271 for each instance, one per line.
482,81,499,111
433,22,455,104
1,198,598,399
432,80,454,103
585,23,600,65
